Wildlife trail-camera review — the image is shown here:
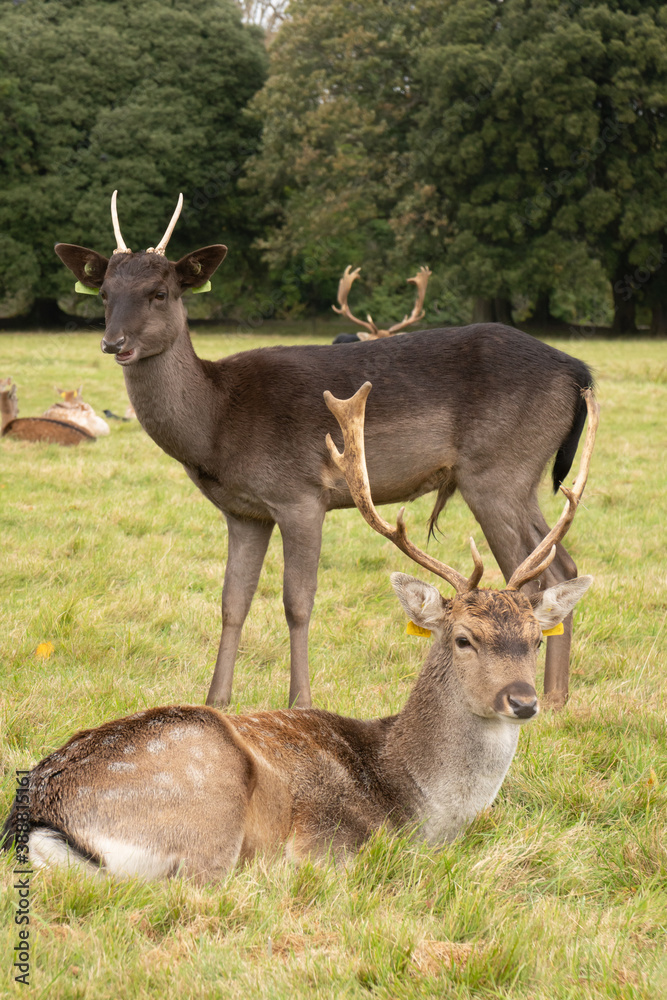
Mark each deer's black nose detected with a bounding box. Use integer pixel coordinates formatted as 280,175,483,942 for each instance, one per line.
507,692,539,719
101,336,126,355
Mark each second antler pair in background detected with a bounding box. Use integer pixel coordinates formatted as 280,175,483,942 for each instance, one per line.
332,265,432,342
2,382,596,881
55,191,595,710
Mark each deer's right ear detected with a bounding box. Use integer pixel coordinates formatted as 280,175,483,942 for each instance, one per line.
390,573,446,632
54,245,109,288
174,245,228,290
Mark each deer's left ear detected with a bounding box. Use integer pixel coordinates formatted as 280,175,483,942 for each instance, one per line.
530,576,593,632
174,245,227,290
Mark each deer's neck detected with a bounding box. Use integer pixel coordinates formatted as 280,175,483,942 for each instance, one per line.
385,649,520,843
123,325,222,471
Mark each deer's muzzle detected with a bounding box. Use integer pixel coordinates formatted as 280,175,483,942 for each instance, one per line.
101,336,127,355
494,682,539,721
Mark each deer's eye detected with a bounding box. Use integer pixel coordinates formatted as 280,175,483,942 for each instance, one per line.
154,291,167,301
455,636,471,649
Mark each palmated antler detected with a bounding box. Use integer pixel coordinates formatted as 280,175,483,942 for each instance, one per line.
386,266,433,334
147,193,184,256
110,190,131,255
323,381,484,593
332,266,432,340
332,267,380,339
506,389,599,590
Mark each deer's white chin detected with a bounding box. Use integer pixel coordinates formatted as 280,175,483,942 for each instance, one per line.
115,348,138,365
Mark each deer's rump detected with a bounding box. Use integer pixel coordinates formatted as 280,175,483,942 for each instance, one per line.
212,323,593,513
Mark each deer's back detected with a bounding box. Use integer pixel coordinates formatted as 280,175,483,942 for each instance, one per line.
198,324,591,513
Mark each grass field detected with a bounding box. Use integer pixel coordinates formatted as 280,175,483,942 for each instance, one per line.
1,328,666,999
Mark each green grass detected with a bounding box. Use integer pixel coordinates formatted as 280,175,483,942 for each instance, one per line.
1,328,666,998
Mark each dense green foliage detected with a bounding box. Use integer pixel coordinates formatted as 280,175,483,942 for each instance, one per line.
0,0,267,318
409,0,667,331
248,0,667,330
1,0,666,330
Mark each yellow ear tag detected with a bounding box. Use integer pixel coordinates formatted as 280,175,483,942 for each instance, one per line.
406,620,431,637
192,280,211,294
542,622,564,637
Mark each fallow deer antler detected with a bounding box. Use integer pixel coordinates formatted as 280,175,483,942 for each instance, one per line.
110,190,131,255
506,389,599,590
323,381,483,594
332,267,380,339
386,266,433,334
147,193,184,256
332,266,432,339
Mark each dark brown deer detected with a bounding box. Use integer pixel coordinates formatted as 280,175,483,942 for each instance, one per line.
332,265,432,343
1,384,596,882
54,193,594,710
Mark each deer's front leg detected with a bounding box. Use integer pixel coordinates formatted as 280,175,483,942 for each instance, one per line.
206,514,274,708
279,505,326,709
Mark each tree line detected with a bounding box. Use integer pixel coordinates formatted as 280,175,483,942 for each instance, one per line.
1,0,665,333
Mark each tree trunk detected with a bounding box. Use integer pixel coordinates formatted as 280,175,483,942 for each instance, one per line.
494,297,513,325
472,297,495,323
650,300,667,336
611,268,637,334
472,296,513,325
531,292,555,324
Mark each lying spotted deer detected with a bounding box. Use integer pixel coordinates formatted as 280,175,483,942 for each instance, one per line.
331,265,432,343
42,387,110,438
54,192,594,711
1,377,96,445
1,385,596,881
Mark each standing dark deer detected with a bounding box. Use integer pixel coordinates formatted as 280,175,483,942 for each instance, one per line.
54,193,594,710
1,384,596,882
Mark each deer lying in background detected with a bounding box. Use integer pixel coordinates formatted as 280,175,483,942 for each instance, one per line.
54,192,594,711
1,384,595,881
332,265,432,343
0,377,96,445
42,387,110,437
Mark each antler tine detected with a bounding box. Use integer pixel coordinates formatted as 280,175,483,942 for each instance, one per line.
507,389,599,591
110,190,131,255
332,266,380,337
148,193,184,256
387,265,432,335
323,382,482,594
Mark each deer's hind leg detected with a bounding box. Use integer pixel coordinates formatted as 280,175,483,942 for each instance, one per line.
459,482,578,707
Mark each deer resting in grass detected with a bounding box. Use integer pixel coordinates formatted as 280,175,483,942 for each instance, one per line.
54,192,594,710
1,384,596,881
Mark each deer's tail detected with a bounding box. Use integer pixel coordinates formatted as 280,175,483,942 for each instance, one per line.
427,476,457,542
552,369,596,493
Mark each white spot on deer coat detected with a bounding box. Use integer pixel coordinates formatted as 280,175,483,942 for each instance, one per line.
146,739,167,753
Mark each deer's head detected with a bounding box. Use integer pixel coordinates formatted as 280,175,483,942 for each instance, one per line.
390,572,591,722
55,193,227,366
324,381,597,722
